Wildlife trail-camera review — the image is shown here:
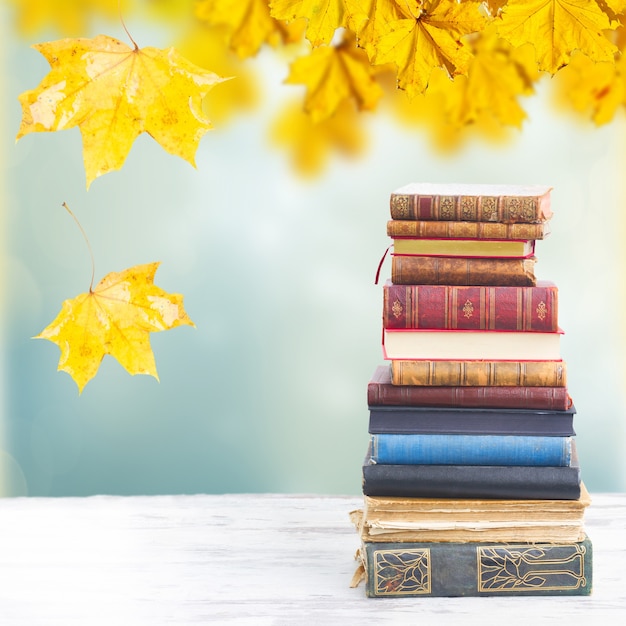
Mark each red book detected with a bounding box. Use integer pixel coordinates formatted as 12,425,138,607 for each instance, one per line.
383,280,558,332
367,365,572,411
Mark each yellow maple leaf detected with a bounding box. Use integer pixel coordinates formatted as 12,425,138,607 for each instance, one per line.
270,98,366,175
346,0,489,98
36,262,195,393
175,21,260,125
269,0,346,46
16,34,226,188
6,0,123,36
390,68,512,151
195,0,306,58
553,51,626,124
285,32,383,122
496,0,618,74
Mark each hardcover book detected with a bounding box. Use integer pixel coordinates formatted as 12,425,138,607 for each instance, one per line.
390,359,567,387
389,183,553,223
369,433,573,467
383,281,558,332
350,484,590,543
386,219,550,240
382,328,562,361
368,404,576,437
367,365,572,410
391,237,535,258
352,535,592,597
361,444,581,499
391,254,537,286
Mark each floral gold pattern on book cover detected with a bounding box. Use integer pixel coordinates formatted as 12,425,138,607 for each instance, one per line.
373,548,431,596
371,544,587,596
478,544,588,592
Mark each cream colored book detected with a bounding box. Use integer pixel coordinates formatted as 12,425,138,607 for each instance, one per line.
350,484,590,543
383,328,562,360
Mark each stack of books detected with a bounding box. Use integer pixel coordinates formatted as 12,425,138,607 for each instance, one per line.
351,183,593,597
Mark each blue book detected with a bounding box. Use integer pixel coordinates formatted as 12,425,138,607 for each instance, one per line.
370,433,572,466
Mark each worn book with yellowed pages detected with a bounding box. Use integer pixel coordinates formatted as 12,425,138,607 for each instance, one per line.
350,483,590,544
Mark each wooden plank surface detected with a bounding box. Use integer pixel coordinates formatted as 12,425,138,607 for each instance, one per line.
0,493,624,624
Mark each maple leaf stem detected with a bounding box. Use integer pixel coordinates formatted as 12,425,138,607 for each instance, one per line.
118,0,139,50
61,202,96,293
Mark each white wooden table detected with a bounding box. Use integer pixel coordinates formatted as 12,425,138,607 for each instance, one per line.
0,493,624,624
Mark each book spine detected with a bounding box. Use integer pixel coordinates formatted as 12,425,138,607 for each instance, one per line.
361,462,582,500
368,407,576,437
390,360,567,387
369,434,572,466
360,536,592,597
389,192,550,223
386,220,549,240
383,283,558,331
391,255,537,286
367,381,572,410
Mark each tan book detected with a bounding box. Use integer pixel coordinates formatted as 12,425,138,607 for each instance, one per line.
390,183,553,223
350,484,591,543
390,359,567,387
386,219,550,240
391,255,537,286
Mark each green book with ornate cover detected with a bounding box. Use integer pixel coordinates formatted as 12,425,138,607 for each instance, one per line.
353,535,592,597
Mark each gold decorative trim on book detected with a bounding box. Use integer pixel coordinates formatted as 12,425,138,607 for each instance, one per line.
478,543,588,592
373,548,431,596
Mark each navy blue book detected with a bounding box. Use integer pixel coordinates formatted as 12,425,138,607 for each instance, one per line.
369,433,573,466
368,405,576,437
362,443,581,500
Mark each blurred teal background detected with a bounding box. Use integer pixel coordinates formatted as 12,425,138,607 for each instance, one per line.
1,10,625,497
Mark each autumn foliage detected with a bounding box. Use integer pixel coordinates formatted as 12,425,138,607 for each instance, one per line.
10,0,626,390
11,0,626,177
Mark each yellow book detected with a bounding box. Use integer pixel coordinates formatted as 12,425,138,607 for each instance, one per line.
392,237,535,257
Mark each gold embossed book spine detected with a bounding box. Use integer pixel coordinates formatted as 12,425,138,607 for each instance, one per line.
351,182,592,598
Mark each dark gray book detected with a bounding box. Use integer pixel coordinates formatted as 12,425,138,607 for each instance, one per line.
368,404,576,436
357,535,592,597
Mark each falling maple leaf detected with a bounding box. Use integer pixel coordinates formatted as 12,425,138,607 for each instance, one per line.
16,34,226,187
195,0,306,58
36,262,195,393
285,31,384,122
269,0,347,46
346,0,489,98
496,0,618,74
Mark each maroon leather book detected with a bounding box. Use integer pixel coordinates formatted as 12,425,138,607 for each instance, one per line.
383,280,558,331
367,365,572,411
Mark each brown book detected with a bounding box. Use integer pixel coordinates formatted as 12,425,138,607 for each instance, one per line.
391,255,537,286
390,359,567,387
387,219,550,240
383,281,558,332
350,484,590,544
390,183,552,223
368,365,572,410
